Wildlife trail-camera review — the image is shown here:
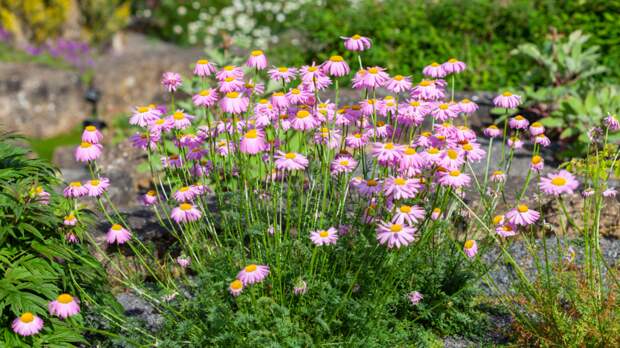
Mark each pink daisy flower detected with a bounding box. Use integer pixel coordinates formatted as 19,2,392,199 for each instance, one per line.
423,62,447,78
463,240,478,258
431,103,459,122
107,224,131,244
64,214,77,226
246,50,268,69
240,129,269,155
408,291,423,305
274,151,309,171
384,177,422,200
386,75,412,93
530,155,544,172
287,87,312,105
31,186,50,205
218,77,244,93
229,279,244,297
507,136,523,149
84,177,110,197
142,190,158,206
63,181,88,198
399,147,425,172
341,34,371,51
506,204,540,226
294,280,308,295
529,122,545,136
353,67,389,89
442,58,467,74
220,92,249,114
356,178,383,196
310,227,339,246
439,148,464,170
376,221,416,249
509,115,529,129
216,66,244,81
48,293,80,318
81,125,103,144
410,80,445,100
496,223,518,237
392,204,425,225
167,110,194,130
371,142,404,166
130,105,161,127
268,66,297,83
237,264,270,285
12,312,44,336
458,98,478,114
173,186,200,202
290,109,319,131
330,155,358,175
539,170,579,196
438,170,471,188
194,59,217,77
431,208,442,220
322,55,350,77
461,142,486,162
345,132,367,149
484,125,502,138
493,91,521,109
314,127,341,149
534,134,551,147
490,170,507,183
603,187,617,197
171,203,202,223
161,72,182,92
75,142,102,162
271,92,290,109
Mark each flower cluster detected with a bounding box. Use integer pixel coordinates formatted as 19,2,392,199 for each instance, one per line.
11,293,80,337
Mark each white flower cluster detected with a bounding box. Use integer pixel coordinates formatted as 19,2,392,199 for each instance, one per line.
138,0,312,49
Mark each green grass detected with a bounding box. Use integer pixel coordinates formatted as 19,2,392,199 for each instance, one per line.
28,125,83,161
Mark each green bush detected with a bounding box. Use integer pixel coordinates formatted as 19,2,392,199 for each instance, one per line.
0,133,122,347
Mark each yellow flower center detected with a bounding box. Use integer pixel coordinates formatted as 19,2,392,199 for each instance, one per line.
428,147,439,155
226,92,239,98
35,186,43,193
404,147,416,155
531,122,542,127
179,186,190,192
502,91,513,97
394,178,406,186
180,203,193,211
399,205,412,213
368,67,379,74
20,312,34,323
419,80,431,87
296,110,310,119
330,55,344,62
224,65,234,71
551,177,567,186
433,208,441,214
447,149,458,160
57,293,73,304
319,230,329,238
90,180,100,186
464,240,475,249
531,155,542,164
111,224,122,231
367,179,378,187
410,101,421,107
515,115,525,120
173,111,185,120
291,88,301,95
147,190,156,196
80,142,92,148
352,34,362,40
448,58,458,63
390,224,403,233
431,62,440,67
85,125,96,132
384,143,394,150
449,170,461,177
198,89,211,97
231,279,243,290
493,170,504,176
517,204,529,213
251,50,263,56
463,144,473,151
493,215,504,225
137,106,150,113
197,59,209,65
224,77,235,82
245,264,257,272
245,129,258,139
278,67,288,73
502,225,513,232
65,214,75,220
308,66,318,72
488,125,499,130
70,181,81,187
